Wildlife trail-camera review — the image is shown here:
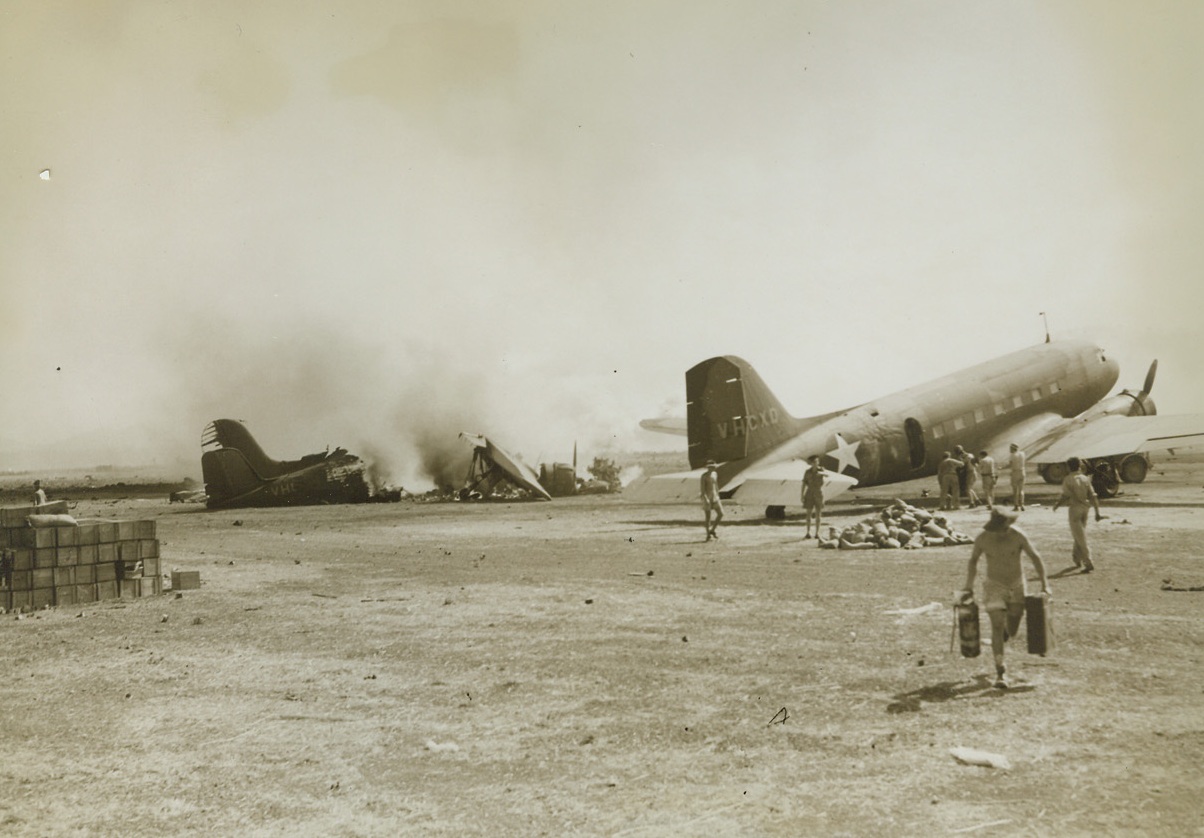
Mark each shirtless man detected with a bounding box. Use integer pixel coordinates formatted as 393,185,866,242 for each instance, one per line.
937,451,962,510
1051,456,1103,573
700,460,723,541
960,509,1050,688
1008,443,1027,511
800,455,827,538
32,480,47,506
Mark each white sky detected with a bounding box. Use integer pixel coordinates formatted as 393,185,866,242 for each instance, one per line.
1,1,1202,486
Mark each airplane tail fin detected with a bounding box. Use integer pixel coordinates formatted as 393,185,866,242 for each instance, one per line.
201,420,281,506
686,356,800,468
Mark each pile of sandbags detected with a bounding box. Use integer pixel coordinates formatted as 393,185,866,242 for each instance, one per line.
818,499,974,550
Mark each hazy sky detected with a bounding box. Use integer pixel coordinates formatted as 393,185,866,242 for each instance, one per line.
2,1,1201,486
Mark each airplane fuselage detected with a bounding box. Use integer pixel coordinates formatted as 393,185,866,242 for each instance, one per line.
739,341,1120,487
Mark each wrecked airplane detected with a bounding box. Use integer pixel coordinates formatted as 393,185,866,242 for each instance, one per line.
201,419,397,509
458,433,552,501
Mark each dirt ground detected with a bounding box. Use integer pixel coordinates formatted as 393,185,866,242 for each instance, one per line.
1,460,1202,836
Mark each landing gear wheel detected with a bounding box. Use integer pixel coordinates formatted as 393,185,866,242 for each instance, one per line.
1091,461,1120,499
1041,462,1069,484
765,505,786,520
1119,454,1148,484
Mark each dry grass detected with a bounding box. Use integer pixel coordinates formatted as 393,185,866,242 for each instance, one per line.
1,462,1202,836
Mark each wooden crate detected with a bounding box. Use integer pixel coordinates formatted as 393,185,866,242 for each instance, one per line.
97,543,116,564
53,567,76,588
54,585,77,606
76,564,96,585
32,568,54,589
34,548,56,568
55,526,78,547
97,522,118,543
95,563,117,583
142,557,161,578
56,546,79,567
19,529,57,549
116,521,137,541
76,583,97,604
11,548,33,571
77,544,98,566
76,522,100,545
95,580,118,601
118,579,142,598
31,587,55,609
171,570,201,591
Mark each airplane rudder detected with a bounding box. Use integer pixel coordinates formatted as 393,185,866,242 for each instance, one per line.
685,356,795,467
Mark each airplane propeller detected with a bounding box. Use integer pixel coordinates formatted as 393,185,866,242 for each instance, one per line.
1141,359,1158,398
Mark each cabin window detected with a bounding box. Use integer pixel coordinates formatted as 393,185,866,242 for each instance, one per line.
994,402,1006,416
1031,388,1041,402
953,416,966,431
933,424,944,439
973,408,985,423
1048,382,1060,395
1012,395,1023,409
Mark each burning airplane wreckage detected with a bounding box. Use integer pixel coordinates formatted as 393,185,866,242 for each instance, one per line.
458,433,620,501
195,419,618,509
199,420,402,509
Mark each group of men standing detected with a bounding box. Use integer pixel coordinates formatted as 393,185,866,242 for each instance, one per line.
936,444,1028,511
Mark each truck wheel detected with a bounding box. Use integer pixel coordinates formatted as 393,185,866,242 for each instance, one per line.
1041,462,1068,484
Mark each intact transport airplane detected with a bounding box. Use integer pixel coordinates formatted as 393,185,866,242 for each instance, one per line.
629,340,1204,517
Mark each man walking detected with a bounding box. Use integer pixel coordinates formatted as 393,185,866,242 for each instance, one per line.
700,460,724,542
1051,456,1103,572
978,450,997,509
960,509,1051,688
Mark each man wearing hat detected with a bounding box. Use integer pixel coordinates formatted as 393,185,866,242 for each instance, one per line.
960,508,1051,688
700,460,723,541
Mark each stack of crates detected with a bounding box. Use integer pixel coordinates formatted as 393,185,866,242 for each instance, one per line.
0,502,163,611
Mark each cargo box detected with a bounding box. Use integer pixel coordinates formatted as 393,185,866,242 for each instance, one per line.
9,570,32,592
76,522,100,545
77,544,98,566
171,570,201,591
117,542,140,562
118,561,143,580
116,521,137,542
34,547,56,568
138,540,159,560
76,583,97,604
55,526,78,547
54,585,77,606
75,564,96,585
118,579,142,598
97,522,118,543
19,529,57,549
143,575,162,596
31,587,55,609
95,563,117,583
56,546,79,567
97,543,116,563
53,567,76,587
142,557,161,578
8,589,33,611
11,548,33,571
32,568,55,589
95,580,118,601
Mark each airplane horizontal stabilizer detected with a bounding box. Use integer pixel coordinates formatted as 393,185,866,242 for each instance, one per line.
621,470,709,504
1031,413,1204,463
725,462,857,508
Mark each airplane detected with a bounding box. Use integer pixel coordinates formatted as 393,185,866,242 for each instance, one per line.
629,340,1204,517
459,432,553,501
200,419,396,509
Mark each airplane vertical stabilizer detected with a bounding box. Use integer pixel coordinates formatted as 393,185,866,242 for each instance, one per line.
686,356,801,469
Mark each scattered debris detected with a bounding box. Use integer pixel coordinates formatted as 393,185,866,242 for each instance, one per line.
950,746,1012,770
424,739,460,753
884,602,944,617
1161,579,1204,592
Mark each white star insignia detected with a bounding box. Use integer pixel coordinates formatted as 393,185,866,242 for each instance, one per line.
826,433,861,474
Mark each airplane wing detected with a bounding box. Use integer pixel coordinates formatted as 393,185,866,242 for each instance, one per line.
638,417,688,436
1029,414,1204,463
623,461,856,506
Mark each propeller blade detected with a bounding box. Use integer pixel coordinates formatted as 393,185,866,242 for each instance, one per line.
1142,359,1158,396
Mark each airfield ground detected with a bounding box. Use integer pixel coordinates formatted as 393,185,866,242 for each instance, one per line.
0,460,1202,836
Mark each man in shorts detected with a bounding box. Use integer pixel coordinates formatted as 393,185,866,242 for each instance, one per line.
700,460,723,542
937,451,962,510
1051,456,1103,573
959,508,1050,688
800,455,827,538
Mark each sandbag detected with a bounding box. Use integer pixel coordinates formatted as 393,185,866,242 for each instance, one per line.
27,513,78,527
